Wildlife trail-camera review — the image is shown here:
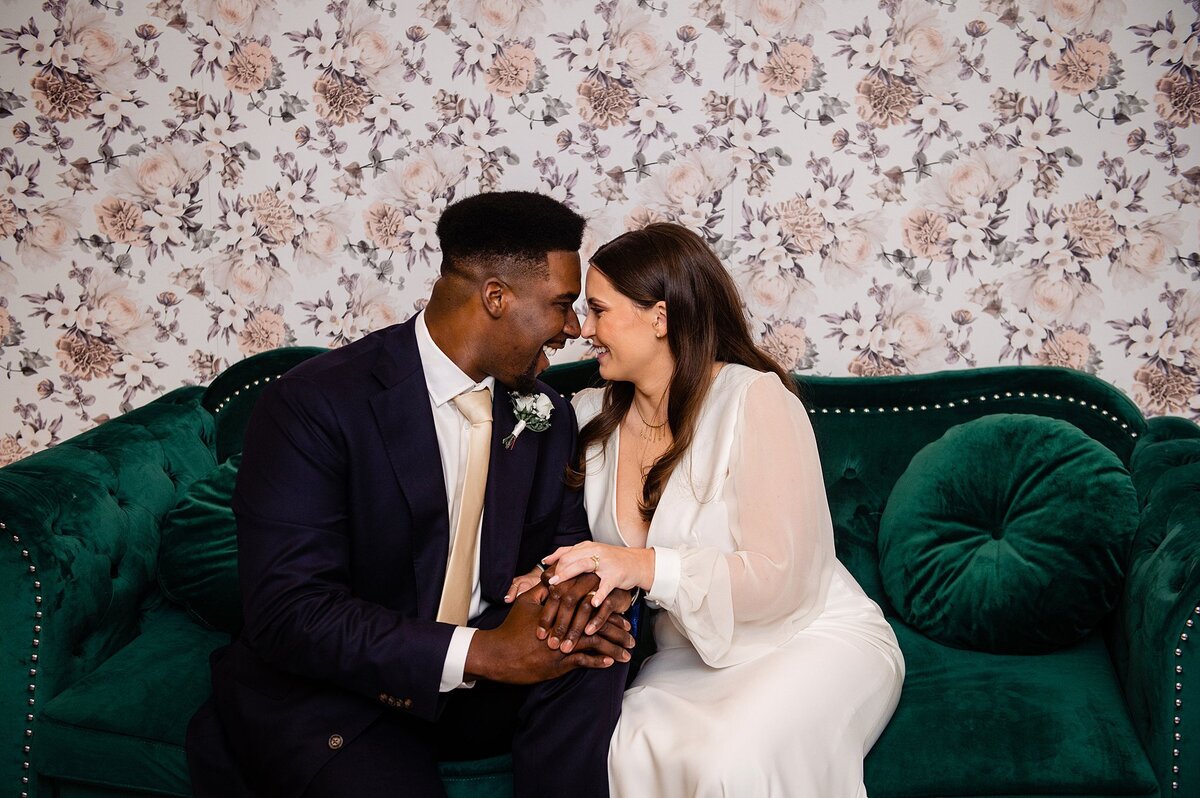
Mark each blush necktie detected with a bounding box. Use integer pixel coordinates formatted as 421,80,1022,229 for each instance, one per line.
437,387,493,625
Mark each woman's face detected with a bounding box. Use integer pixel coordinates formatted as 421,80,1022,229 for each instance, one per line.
580,266,665,385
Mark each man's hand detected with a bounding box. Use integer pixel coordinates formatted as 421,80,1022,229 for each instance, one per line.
538,567,636,655
464,598,632,685
504,566,547,604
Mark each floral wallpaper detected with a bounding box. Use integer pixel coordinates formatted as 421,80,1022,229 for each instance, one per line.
0,0,1198,465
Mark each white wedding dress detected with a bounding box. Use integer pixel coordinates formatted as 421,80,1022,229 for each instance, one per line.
573,365,905,798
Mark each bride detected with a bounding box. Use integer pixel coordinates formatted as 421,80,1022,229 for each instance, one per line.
536,223,904,797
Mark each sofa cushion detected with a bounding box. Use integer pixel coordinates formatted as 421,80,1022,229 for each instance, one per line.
35,600,228,797
158,454,242,633
36,599,516,797
863,622,1158,798
878,413,1138,653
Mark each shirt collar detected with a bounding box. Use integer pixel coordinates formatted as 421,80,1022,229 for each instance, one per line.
415,310,495,407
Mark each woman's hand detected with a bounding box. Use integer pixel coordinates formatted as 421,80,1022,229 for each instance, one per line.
541,541,654,608
504,565,547,603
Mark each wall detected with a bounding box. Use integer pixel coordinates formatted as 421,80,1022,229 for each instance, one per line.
1,0,1198,463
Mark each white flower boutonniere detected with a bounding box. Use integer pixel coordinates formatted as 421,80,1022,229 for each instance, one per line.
504,391,554,450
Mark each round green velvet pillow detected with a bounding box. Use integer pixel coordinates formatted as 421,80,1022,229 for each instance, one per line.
878,414,1138,654
157,453,242,633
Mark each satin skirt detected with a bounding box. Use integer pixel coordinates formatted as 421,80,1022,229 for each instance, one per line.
608,565,904,798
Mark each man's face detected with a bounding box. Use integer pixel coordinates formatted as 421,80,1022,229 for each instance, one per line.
490,250,582,392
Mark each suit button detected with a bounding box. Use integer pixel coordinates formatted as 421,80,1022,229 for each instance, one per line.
402,698,413,710
328,734,344,750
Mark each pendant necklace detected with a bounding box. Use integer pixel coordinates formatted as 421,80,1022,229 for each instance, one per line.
633,399,667,442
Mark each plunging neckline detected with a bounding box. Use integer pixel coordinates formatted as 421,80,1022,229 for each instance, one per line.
607,364,731,549
610,422,648,549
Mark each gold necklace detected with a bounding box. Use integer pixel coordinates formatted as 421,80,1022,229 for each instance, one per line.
632,400,667,442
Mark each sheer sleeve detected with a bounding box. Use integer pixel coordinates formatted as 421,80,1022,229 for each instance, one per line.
646,372,835,667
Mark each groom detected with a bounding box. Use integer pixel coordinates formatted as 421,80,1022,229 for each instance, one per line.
187,191,634,797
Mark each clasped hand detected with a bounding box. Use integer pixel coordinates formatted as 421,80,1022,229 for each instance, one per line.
505,553,638,657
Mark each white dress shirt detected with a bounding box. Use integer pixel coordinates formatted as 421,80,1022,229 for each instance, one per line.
414,311,493,691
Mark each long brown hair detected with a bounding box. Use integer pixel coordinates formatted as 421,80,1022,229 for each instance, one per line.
568,223,797,522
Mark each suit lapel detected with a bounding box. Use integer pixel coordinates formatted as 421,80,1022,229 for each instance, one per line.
480,385,537,601
369,321,449,620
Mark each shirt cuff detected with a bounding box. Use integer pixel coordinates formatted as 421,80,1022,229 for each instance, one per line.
644,545,681,608
439,626,478,692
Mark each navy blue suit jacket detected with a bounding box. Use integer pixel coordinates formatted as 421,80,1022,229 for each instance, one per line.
206,317,589,795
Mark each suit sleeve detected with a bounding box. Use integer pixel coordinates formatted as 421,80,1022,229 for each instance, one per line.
232,375,454,722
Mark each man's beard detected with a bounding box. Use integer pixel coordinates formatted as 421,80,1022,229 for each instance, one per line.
514,355,539,393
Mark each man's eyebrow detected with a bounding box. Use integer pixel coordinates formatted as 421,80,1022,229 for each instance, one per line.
554,292,578,301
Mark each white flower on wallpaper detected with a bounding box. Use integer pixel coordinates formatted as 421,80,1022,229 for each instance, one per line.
0,0,1198,466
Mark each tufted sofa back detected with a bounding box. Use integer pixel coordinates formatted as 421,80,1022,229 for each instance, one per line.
0,387,216,788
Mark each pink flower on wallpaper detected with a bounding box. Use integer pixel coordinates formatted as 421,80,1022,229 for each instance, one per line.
237,309,286,355
1027,0,1126,34
758,41,814,97
1009,266,1103,326
892,0,958,96
62,0,135,91
1154,73,1200,128
485,44,536,98
775,196,828,254
55,330,118,380
1111,213,1184,290
94,196,147,246
190,0,281,39
363,202,407,250
576,77,635,128
1048,38,1110,95
31,72,95,121
457,0,546,40
901,209,949,259
855,75,916,128
313,74,369,124
1132,364,1196,416
735,0,825,37
342,5,405,95
1036,328,1093,369
224,40,274,93
112,143,207,204
822,212,888,287
18,200,81,269
609,4,672,95
1062,199,1120,257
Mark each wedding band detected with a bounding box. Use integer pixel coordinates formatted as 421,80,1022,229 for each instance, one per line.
590,554,601,572
586,591,597,599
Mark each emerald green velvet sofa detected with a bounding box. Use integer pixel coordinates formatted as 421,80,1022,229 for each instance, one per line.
3,346,1198,798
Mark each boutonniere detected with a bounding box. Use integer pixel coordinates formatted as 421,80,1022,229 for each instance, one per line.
503,391,554,449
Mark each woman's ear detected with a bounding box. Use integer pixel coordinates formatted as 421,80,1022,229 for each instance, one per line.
652,300,667,339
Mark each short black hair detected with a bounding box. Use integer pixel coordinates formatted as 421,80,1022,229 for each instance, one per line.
436,191,586,280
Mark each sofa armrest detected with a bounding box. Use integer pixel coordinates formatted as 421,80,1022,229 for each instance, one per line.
0,386,214,798
1118,421,1200,798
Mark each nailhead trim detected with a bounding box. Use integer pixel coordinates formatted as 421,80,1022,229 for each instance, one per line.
5,520,39,794
806,390,1138,439
213,375,277,415
1173,606,1199,794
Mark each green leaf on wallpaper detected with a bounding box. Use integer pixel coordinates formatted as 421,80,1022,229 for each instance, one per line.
20,349,49,375
0,89,25,118
192,229,216,251
994,239,1020,266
